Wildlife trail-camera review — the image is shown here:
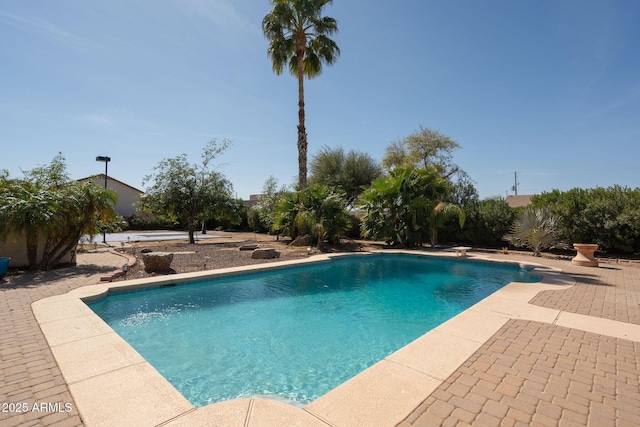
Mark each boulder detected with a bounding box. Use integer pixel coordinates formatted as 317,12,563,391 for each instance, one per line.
290,234,313,247
142,252,174,273
251,248,280,259
239,244,259,251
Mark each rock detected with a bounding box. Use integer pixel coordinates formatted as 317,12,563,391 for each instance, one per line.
290,234,313,247
140,248,153,254
143,252,174,273
239,244,259,251
251,248,280,259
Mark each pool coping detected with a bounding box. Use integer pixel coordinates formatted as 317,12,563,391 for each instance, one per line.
30,251,640,427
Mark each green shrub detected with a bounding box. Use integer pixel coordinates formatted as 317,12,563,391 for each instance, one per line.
444,198,515,247
127,212,178,230
358,166,455,247
532,186,640,253
272,185,351,248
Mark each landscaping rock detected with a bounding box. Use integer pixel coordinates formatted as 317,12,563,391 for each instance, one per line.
251,248,280,259
239,244,259,251
142,252,174,273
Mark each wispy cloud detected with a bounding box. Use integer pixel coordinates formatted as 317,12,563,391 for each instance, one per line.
0,10,102,51
72,108,158,136
176,0,263,46
72,109,229,142
75,113,117,128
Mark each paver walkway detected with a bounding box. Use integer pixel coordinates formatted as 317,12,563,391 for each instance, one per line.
1,250,639,426
0,250,127,427
401,254,640,427
401,319,640,427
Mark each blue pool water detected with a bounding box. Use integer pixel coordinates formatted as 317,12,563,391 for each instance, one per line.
89,254,538,406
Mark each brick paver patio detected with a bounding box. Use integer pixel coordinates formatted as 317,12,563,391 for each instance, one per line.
0,250,126,427
401,255,640,427
401,319,640,427
1,250,639,426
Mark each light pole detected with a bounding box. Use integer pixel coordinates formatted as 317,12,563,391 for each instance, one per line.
96,156,111,243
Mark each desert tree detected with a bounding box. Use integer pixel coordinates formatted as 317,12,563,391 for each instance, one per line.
141,139,233,244
383,125,460,178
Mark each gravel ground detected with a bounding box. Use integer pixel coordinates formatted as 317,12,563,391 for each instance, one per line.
113,231,370,281
92,231,640,282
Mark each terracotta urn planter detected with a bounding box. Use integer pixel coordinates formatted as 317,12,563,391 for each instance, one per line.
571,244,599,267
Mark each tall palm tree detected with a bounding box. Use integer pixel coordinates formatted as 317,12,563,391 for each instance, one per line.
262,0,340,190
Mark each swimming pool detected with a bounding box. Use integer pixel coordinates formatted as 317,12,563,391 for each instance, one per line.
89,254,538,407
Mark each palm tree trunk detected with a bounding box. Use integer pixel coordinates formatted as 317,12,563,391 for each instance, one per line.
296,42,307,190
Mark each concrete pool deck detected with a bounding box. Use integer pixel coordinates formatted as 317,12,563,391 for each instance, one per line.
1,249,639,426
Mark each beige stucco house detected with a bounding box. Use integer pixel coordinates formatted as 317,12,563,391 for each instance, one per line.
78,174,143,217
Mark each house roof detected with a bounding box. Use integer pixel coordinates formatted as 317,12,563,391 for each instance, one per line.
77,174,144,194
505,195,532,208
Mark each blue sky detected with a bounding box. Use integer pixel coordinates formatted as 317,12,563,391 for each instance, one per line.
1,0,639,200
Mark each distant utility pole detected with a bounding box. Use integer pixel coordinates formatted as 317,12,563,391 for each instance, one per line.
511,171,519,196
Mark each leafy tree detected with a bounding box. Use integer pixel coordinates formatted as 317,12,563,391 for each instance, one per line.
141,139,234,244
359,166,459,247
503,207,567,256
382,126,460,178
272,184,351,248
263,0,340,189
0,154,117,270
309,146,383,206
